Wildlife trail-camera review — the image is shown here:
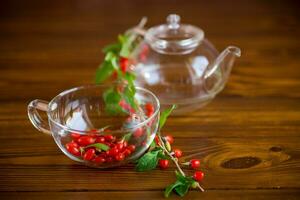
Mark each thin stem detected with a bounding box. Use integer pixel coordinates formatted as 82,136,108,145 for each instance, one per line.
196,183,205,192
158,134,205,192
157,135,185,176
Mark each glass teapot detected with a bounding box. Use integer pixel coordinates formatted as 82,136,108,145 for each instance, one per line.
129,14,241,114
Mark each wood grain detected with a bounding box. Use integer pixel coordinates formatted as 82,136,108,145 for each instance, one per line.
0,137,299,191
0,0,300,199
1,190,300,200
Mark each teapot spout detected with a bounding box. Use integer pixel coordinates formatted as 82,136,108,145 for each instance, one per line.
205,46,241,79
204,46,241,94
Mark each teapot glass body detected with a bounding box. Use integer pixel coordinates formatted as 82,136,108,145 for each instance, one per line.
130,14,241,114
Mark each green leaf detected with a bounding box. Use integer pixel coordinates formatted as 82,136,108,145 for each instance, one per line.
123,72,136,87
159,105,177,130
164,181,183,198
118,73,138,111
95,62,114,84
105,103,124,115
175,171,187,183
103,88,125,115
136,149,161,171
110,56,124,79
102,43,121,54
104,51,116,61
86,143,110,151
174,184,190,197
157,151,169,160
120,34,135,57
123,84,137,110
164,171,194,198
103,88,121,104
175,171,194,184
110,55,120,70
150,140,156,148
118,34,128,44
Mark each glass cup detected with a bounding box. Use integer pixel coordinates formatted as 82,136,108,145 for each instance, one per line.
27,84,160,168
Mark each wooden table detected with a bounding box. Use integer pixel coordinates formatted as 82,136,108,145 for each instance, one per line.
1,0,300,199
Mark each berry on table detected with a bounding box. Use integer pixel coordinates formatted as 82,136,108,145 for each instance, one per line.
154,135,161,145
174,149,183,158
193,171,204,182
164,135,174,144
159,159,169,169
190,159,200,169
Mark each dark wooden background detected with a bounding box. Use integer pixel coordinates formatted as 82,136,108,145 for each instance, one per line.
1,0,300,199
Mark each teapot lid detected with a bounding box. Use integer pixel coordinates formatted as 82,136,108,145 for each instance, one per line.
145,14,204,55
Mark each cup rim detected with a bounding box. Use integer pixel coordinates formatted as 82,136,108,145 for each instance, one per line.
47,84,160,134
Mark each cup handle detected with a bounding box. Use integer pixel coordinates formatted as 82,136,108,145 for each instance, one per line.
27,99,51,135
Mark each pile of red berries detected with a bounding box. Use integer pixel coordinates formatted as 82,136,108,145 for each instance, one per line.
65,131,136,165
156,134,205,182
65,101,155,165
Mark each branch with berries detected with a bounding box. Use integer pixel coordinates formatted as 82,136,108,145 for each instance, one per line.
135,105,204,197
95,19,205,197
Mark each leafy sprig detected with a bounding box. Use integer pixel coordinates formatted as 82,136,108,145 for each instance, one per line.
136,105,204,197
136,148,161,171
96,18,204,197
165,171,198,197
96,32,139,116
158,105,177,130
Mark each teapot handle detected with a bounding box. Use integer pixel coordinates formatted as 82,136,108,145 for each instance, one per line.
27,99,51,135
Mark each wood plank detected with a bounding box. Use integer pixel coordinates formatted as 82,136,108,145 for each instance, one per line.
1,190,300,200
0,137,299,191
0,0,300,199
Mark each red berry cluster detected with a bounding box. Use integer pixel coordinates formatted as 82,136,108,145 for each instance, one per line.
65,131,136,165
64,103,155,165
156,134,205,182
